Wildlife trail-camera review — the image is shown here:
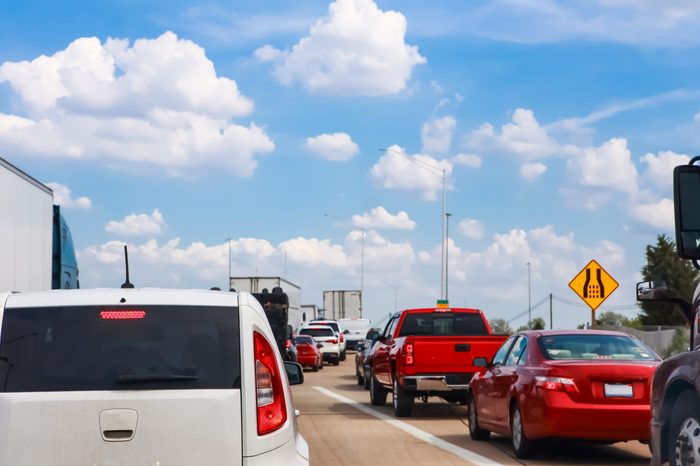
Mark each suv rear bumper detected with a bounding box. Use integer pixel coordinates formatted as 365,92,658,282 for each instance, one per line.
402,374,473,392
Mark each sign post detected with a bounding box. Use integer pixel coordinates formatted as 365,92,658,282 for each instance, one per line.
568,260,619,328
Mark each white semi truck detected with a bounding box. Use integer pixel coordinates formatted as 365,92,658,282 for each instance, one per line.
0,157,80,293
322,289,362,320
229,277,305,332
0,158,54,292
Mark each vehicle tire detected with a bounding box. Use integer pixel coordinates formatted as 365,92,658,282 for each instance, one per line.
668,389,700,466
340,350,347,361
312,362,319,372
333,358,340,366
468,396,490,441
392,373,414,417
370,368,388,406
363,365,371,390
357,372,365,386
511,405,538,459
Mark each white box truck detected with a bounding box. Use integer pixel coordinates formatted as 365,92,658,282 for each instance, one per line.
0,158,53,293
300,304,319,323
323,290,362,320
230,277,304,332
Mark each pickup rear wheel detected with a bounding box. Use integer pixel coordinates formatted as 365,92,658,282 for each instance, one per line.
370,368,388,406
392,373,414,417
669,389,700,466
468,396,490,441
357,370,365,386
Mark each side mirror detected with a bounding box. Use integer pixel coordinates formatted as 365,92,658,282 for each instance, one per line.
366,330,380,341
674,163,700,260
284,361,304,385
636,280,669,301
473,357,490,368
343,329,350,334
316,343,323,349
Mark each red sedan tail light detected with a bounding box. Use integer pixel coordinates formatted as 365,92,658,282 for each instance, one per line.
535,376,578,393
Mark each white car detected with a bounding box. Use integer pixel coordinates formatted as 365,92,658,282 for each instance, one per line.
0,288,309,466
339,318,371,351
299,325,340,365
309,319,347,361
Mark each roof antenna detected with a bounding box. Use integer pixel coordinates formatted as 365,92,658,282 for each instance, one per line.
121,245,134,289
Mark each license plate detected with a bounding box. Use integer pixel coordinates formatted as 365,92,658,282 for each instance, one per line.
604,383,633,398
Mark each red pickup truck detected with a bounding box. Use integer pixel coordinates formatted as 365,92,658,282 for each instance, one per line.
367,307,508,417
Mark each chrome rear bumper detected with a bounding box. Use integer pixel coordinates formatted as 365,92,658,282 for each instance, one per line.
402,375,470,392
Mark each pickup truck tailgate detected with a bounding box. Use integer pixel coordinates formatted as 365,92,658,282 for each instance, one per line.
412,336,507,373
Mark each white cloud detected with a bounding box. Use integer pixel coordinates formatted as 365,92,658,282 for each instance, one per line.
105,209,166,236
370,145,453,201
255,0,426,96
629,198,675,231
421,116,456,154
46,182,92,209
430,80,443,93
451,153,482,168
352,206,416,230
0,32,274,175
304,132,359,161
641,150,690,193
520,162,547,182
458,218,484,240
465,108,560,160
278,237,347,267
566,138,638,194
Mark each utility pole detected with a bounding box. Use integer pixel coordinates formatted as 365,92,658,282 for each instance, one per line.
227,238,232,288
441,169,446,300
549,293,553,329
527,262,531,326
445,212,451,301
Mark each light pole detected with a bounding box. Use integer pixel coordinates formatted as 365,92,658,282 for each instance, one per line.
384,147,448,300
227,237,232,288
445,212,452,301
527,262,531,326
324,213,365,316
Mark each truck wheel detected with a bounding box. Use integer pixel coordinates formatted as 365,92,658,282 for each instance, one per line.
312,362,319,372
511,405,538,459
370,368,388,406
392,373,414,417
669,390,700,466
468,397,490,441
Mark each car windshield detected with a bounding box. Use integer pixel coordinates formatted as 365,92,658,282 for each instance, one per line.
537,334,659,361
398,312,489,336
300,328,334,337
0,305,240,392
294,335,315,345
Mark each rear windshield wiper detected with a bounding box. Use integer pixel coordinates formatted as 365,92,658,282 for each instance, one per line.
115,374,200,384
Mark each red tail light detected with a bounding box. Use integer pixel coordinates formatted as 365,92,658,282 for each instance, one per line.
254,331,287,435
100,310,145,320
340,333,344,343
405,343,414,366
535,376,577,393
285,339,291,349
329,338,338,344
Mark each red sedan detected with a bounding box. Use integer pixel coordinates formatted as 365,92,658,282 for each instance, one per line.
468,330,661,459
293,335,323,372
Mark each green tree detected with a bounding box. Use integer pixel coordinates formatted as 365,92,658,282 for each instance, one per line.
489,318,512,334
596,311,631,327
640,235,699,325
515,317,546,332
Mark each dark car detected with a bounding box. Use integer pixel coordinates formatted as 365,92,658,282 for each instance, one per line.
355,329,381,389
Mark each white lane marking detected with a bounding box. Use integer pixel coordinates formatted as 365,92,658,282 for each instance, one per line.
313,385,504,466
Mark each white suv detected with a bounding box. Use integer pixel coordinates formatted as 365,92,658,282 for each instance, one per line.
299,325,340,366
310,319,347,361
0,289,309,465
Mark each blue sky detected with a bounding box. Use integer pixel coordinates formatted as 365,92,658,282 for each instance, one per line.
2,0,700,329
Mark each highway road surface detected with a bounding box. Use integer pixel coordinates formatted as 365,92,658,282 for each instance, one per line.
292,358,652,466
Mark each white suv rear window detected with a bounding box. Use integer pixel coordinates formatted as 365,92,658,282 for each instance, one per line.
0,305,241,392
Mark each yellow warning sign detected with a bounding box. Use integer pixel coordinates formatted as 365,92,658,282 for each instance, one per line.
568,260,619,311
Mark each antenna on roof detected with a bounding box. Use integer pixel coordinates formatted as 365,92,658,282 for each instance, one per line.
121,245,134,289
